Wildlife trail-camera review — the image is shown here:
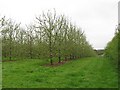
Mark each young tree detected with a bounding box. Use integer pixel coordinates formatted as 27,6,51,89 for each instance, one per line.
1,17,20,60
26,25,35,59
54,15,65,63
35,10,58,65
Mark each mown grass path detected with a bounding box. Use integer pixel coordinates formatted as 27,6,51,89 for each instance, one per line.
2,57,118,88
0,62,2,89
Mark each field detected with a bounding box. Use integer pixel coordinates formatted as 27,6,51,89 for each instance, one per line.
0,62,2,89
2,57,118,88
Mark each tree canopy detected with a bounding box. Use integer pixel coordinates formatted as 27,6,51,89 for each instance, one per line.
0,10,96,64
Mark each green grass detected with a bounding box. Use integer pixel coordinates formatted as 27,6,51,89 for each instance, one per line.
2,57,118,88
0,62,2,89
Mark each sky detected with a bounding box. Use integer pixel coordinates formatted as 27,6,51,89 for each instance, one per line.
118,1,120,25
0,0,119,49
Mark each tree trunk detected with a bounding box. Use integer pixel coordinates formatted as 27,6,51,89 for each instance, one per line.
9,35,12,61
29,36,32,59
49,32,53,65
64,33,67,61
70,54,72,60
58,40,61,63
58,49,61,63
50,47,53,65
9,46,12,61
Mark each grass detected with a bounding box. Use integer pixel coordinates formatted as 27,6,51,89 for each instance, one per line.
0,62,2,89
2,56,118,88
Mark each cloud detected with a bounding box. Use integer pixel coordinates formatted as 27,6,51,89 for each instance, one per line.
0,0,118,49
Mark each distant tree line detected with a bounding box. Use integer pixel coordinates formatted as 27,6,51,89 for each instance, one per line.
0,10,96,65
94,49,104,56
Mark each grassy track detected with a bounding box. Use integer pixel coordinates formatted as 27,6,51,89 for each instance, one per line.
2,57,118,88
0,62,2,89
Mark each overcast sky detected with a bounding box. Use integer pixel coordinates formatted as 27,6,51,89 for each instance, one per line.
0,0,119,49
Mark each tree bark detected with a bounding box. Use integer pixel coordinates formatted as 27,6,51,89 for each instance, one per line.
58,49,61,63
49,32,53,65
9,35,12,61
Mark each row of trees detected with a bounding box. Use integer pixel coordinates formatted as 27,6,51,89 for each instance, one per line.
0,10,96,65
105,25,120,67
